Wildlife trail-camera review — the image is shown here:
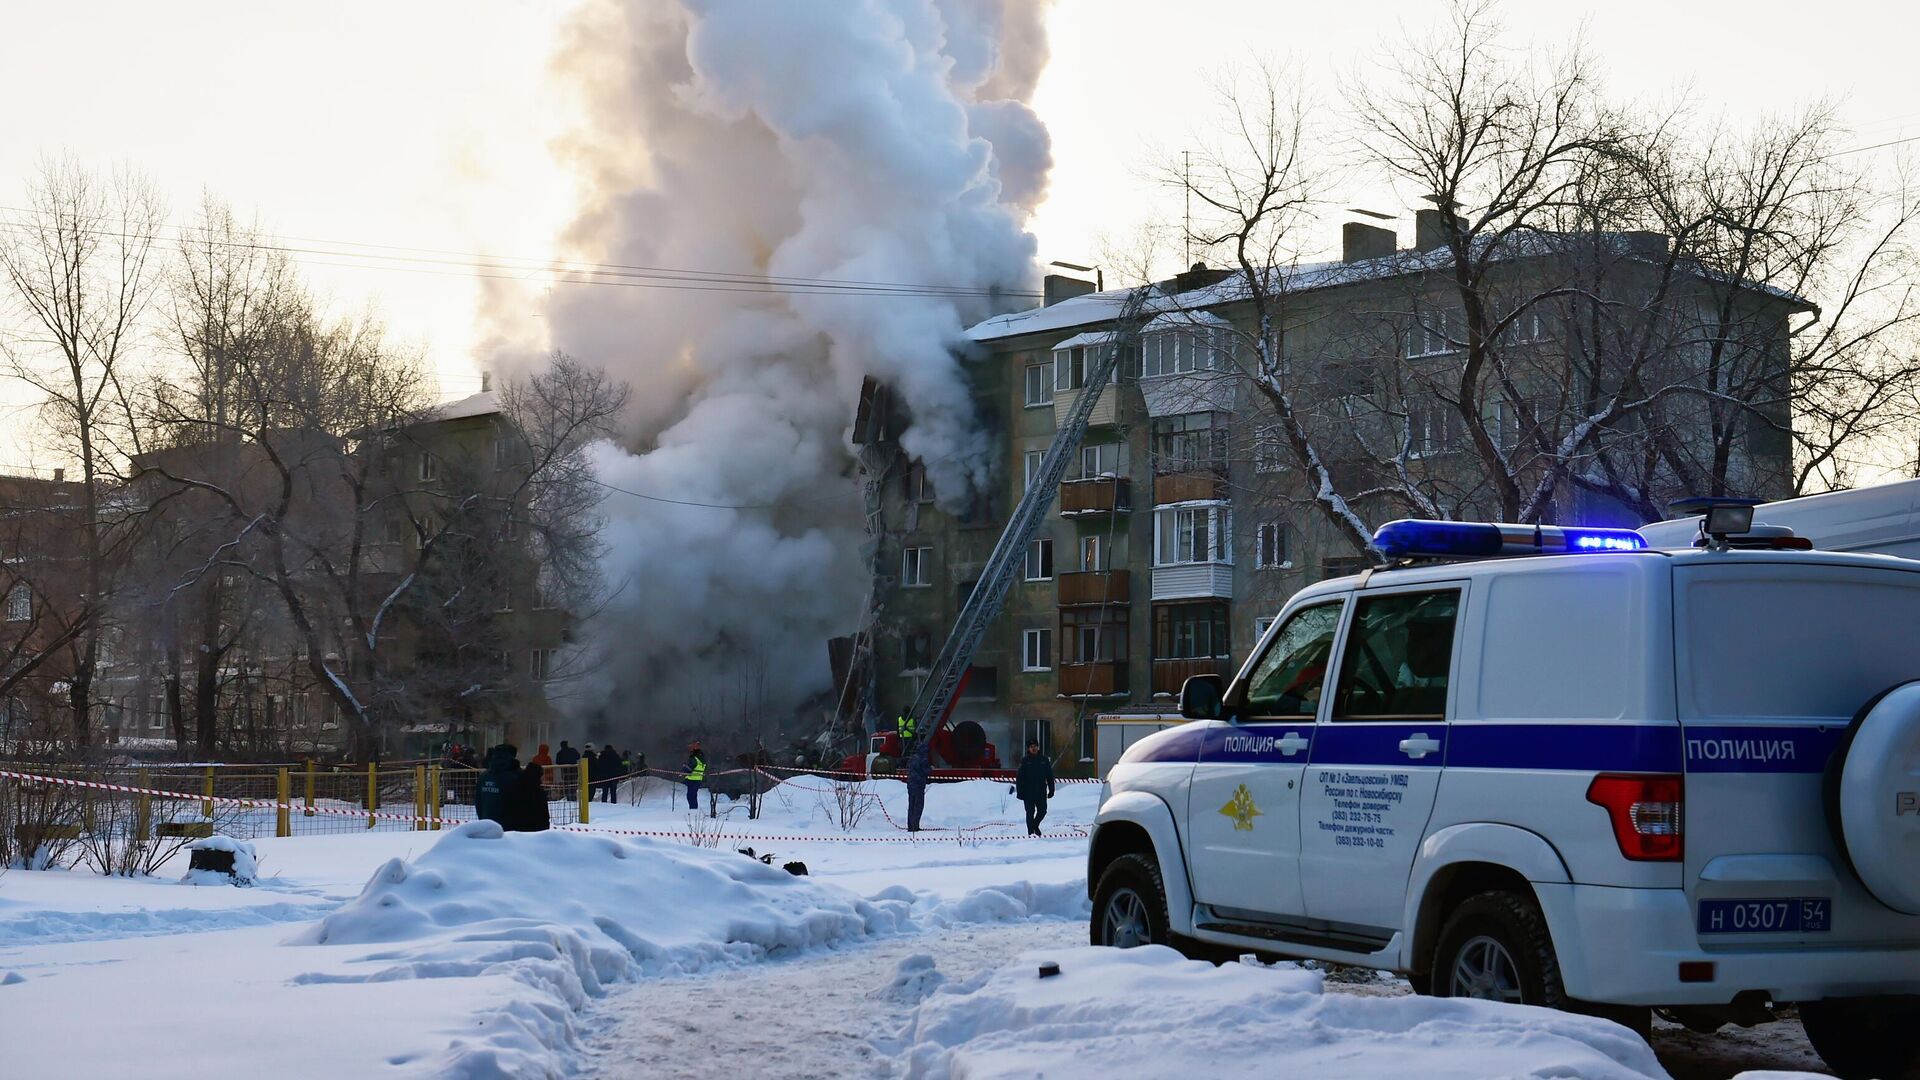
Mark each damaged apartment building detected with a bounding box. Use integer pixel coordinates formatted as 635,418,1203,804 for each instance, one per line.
857,208,1808,772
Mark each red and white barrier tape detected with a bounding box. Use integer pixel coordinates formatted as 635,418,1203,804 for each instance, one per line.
0,769,1089,844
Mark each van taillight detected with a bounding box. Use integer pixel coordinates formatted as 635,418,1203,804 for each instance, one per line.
1586,774,1684,862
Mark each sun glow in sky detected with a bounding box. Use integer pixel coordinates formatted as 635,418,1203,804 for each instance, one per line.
0,0,1915,470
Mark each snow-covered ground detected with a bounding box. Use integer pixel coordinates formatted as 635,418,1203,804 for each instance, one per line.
0,775,1828,1078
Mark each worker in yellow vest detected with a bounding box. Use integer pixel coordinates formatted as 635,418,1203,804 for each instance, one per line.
896,714,917,769
682,740,707,810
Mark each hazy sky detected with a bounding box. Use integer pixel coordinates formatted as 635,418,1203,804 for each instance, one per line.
1,0,1916,468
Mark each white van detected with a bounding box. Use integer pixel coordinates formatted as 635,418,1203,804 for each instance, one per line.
1087,518,1920,1079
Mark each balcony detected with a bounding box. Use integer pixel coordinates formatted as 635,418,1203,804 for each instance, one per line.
1059,660,1129,697
1154,470,1227,504
1054,385,1120,429
1060,476,1130,516
1151,563,1234,600
1057,569,1130,607
1152,657,1225,698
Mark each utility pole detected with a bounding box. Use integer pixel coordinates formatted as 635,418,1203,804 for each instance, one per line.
1183,150,1192,268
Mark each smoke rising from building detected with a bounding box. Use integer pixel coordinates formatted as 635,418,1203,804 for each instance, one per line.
516,0,1051,736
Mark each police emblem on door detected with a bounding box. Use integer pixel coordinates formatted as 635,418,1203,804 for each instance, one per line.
1220,784,1262,832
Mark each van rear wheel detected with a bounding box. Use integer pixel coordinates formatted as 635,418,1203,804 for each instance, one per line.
1799,997,1920,1080
1431,890,1566,1010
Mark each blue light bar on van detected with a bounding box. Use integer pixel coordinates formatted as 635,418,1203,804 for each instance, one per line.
1372,519,1647,561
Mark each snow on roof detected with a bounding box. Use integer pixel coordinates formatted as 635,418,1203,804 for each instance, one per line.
969,235,1814,345
425,390,501,423
1051,329,1120,349
1143,310,1232,331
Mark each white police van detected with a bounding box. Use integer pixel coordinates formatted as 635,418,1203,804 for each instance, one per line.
1088,510,1920,1079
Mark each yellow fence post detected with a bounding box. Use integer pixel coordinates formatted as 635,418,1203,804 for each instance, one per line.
276,769,291,838
303,759,316,817
429,766,442,831
577,763,590,826
134,768,152,839
413,765,426,831
366,762,377,829
202,766,214,820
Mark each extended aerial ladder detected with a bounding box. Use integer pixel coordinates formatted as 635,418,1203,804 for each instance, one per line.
903,285,1151,805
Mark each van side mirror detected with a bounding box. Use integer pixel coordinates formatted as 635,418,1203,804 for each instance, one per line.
1179,674,1225,721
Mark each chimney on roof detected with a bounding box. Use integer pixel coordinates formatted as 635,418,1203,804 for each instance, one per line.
1172,261,1232,293
480,370,493,393
1624,231,1669,259
52,468,64,483
1414,207,1463,252
1042,273,1096,308
1342,222,1396,263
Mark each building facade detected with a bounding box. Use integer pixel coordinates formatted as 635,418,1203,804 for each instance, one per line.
867,213,1807,773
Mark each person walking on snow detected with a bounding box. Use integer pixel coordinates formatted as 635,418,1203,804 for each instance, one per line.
1015,740,1055,836
595,744,622,803
905,745,930,832
682,741,707,810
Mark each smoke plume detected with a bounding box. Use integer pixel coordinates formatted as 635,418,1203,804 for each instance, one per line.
515,0,1051,737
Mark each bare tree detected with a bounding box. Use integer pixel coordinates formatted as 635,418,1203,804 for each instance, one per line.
0,159,163,745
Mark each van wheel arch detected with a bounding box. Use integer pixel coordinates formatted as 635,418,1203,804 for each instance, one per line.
1411,862,1538,986
1088,821,1158,900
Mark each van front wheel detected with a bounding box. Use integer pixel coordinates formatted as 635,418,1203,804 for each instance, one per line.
1431,890,1566,1010
1090,853,1171,949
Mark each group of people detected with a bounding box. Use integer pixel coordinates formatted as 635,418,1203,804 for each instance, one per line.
472,744,553,832
544,741,642,803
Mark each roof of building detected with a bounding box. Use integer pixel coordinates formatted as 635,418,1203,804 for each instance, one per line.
424,391,502,424
967,235,1814,345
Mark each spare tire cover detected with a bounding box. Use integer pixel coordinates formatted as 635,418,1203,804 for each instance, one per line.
948,720,987,763
1835,681,1920,915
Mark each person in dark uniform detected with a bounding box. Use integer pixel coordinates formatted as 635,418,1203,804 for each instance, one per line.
595,744,622,803
507,761,550,832
1015,740,1056,836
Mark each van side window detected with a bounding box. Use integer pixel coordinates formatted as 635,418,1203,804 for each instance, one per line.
1243,601,1344,717
1331,590,1459,721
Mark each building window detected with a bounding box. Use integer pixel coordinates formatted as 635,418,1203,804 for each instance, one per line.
1141,328,1227,378
1407,308,1458,358
418,451,437,481
530,649,554,682
493,437,515,469
149,695,165,730
1080,534,1103,572
4,585,28,622
904,460,934,504
902,546,932,587
1079,443,1115,478
533,566,558,610
1320,556,1369,581
961,665,998,699
1025,538,1054,581
1150,412,1227,475
1154,602,1231,660
501,516,520,542
902,630,932,673
1022,627,1053,672
1502,309,1545,344
496,586,513,613
1409,403,1460,458
1256,522,1288,569
1024,450,1045,491
1154,505,1230,565
1024,717,1052,753
1060,608,1126,663
1254,426,1284,473
1054,345,1089,392
1024,363,1054,407
1254,615,1276,641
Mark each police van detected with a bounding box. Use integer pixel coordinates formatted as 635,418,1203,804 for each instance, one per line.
1087,509,1920,1079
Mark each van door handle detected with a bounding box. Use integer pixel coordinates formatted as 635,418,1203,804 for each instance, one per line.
1277,732,1308,757
1398,733,1441,760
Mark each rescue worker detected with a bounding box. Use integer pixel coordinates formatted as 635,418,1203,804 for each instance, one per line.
507,761,550,832
554,740,581,768
476,744,521,826
905,745,930,832
682,741,707,810
595,744,622,803
530,742,554,786
895,713,917,766
1015,739,1056,836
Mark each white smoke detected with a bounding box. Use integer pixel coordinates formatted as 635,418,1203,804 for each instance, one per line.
513,0,1051,733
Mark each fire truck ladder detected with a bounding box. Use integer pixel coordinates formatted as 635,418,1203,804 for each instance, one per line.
906,285,1150,775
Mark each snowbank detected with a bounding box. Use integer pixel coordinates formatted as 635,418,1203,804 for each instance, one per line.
287,820,908,1074
900,946,1668,1080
